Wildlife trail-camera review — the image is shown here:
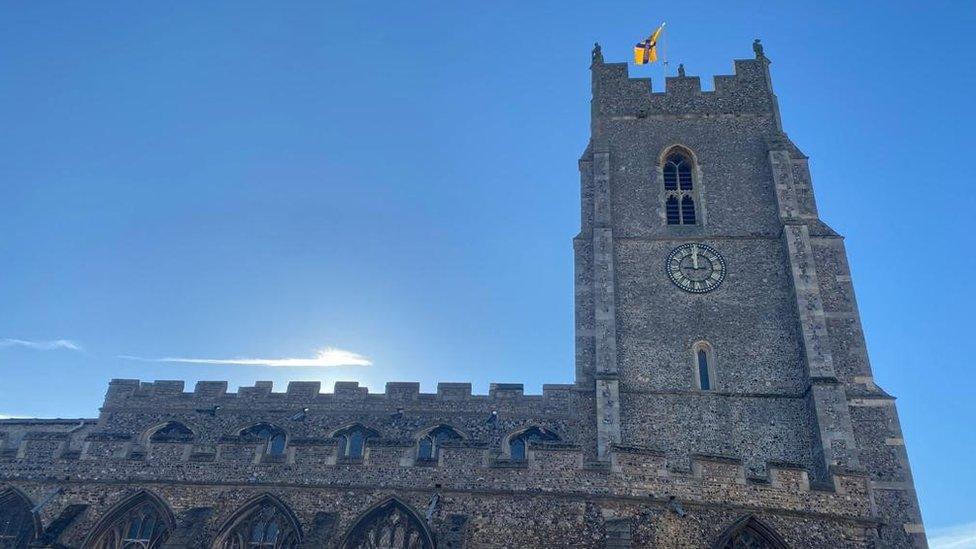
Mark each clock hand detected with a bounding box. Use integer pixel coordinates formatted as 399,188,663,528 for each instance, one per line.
691,244,700,270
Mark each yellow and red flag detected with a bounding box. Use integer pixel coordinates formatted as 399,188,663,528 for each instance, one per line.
634,24,665,65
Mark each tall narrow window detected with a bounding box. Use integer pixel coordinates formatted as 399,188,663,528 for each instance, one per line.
693,342,716,391
697,349,711,390
662,150,698,225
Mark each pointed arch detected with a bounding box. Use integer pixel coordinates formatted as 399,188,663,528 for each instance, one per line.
329,423,380,460
146,421,195,443
83,490,175,549
339,496,434,549
415,424,465,461
712,515,790,549
504,425,560,461
0,486,40,548
238,423,287,456
659,145,702,226
213,493,301,549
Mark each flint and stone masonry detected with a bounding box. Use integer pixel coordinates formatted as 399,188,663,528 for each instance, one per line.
0,44,926,548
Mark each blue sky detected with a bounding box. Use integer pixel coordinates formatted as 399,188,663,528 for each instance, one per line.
1,1,973,542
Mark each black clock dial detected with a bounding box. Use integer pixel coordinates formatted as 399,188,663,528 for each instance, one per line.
666,243,726,293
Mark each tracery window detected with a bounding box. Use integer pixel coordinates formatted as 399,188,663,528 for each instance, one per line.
0,489,36,549
417,425,463,461
240,424,286,456
340,498,434,549
508,426,560,461
662,150,698,225
148,421,194,443
334,425,376,460
88,492,173,549
217,496,300,549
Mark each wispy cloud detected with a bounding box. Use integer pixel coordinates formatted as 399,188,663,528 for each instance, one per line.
119,347,372,368
0,338,82,351
931,521,976,549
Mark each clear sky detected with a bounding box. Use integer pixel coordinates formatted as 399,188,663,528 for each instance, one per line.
1,1,973,543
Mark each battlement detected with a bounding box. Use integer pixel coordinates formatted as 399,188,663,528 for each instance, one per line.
591,55,777,119
103,378,575,408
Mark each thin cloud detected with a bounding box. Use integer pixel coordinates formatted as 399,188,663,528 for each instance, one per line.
931,521,976,549
119,347,372,368
0,338,82,351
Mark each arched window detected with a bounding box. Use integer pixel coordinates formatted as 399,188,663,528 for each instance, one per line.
333,425,377,460
148,421,194,443
215,495,301,549
339,497,434,549
714,515,789,549
417,425,463,461
86,491,174,549
662,149,698,225
507,426,560,461
0,488,38,548
240,424,287,456
692,342,716,391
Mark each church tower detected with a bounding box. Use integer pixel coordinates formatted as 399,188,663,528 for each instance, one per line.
575,43,927,547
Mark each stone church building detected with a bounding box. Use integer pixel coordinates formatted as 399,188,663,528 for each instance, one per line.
0,43,926,548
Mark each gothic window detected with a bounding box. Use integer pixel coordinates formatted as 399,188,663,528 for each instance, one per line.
0,489,37,549
240,424,287,456
715,516,789,549
417,425,463,461
148,421,194,443
216,495,301,549
333,425,377,460
692,342,716,391
87,491,174,549
662,149,698,225
339,498,434,549
507,426,560,461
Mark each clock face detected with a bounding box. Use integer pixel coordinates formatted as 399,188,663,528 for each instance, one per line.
666,243,726,293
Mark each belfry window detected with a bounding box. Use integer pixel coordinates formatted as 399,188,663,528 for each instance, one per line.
663,150,698,225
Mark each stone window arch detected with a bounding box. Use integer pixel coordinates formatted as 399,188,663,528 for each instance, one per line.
147,421,195,443
331,424,378,460
239,424,287,456
692,341,717,391
0,487,39,548
712,515,789,549
84,490,175,549
660,146,701,226
213,494,301,549
339,497,434,549
505,426,560,461
416,425,464,462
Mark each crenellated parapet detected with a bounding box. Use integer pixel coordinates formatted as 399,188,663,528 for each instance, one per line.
591,58,776,120
102,379,575,411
